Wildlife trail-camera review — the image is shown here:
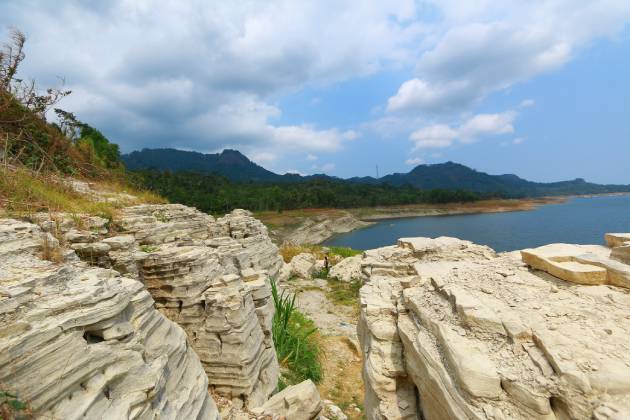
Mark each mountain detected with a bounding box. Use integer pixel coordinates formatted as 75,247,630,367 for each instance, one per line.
122,148,630,197
122,148,284,183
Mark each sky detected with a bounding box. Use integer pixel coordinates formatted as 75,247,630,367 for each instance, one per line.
1,0,629,183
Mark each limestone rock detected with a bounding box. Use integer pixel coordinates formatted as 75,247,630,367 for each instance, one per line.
30,205,284,408
0,219,218,419
329,254,364,282
521,241,630,289
323,400,348,420
252,380,322,420
290,252,317,279
359,235,630,420
285,213,371,245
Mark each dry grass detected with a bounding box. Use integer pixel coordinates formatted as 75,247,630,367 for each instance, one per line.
0,165,166,220
41,234,63,263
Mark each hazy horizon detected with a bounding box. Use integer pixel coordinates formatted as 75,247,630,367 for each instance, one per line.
1,1,629,183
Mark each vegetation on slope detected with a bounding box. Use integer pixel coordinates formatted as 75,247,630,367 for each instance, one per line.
271,280,322,389
0,30,163,217
131,169,483,214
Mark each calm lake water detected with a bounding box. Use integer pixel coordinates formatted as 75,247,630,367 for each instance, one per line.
323,195,630,252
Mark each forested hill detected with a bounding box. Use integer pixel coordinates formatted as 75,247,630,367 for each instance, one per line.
123,148,630,198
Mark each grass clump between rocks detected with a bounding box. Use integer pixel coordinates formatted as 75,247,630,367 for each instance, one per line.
270,280,322,390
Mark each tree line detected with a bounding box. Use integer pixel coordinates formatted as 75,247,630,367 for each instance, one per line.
130,170,497,214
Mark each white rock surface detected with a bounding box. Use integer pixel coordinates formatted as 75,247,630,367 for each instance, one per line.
290,252,317,279
0,219,218,419
329,254,364,282
30,205,284,408
358,235,630,420
252,380,322,420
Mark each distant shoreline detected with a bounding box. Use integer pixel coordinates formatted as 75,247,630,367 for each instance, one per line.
260,192,630,245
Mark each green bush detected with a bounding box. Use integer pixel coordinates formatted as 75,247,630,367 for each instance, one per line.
271,280,322,388
328,246,362,258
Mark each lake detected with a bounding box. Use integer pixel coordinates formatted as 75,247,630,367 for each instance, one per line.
323,195,630,252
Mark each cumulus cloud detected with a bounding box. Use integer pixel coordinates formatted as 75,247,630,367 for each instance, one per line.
387,1,630,113
410,111,516,150
405,157,424,166
410,124,458,149
0,0,420,157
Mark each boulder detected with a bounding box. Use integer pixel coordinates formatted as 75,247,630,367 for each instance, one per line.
359,235,630,420
329,254,363,282
252,380,322,420
290,252,317,279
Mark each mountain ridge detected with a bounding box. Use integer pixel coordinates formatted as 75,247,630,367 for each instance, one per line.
122,148,630,197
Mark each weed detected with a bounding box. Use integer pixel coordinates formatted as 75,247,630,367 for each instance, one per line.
328,246,362,258
0,390,31,419
271,280,322,387
41,234,63,263
140,245,160,253
326,277,362,309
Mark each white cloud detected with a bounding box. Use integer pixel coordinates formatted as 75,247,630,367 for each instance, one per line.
410,124,458,150
405,157,424,166
306,154,318,161
410,111,517,150
458,111,516,142
387,1,630,113
512,137,525,145
519,99,535,108
0,0,422,158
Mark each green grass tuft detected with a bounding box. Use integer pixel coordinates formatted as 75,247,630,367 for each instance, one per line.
327,246,362,258
326,277,362,309
271,279,322,388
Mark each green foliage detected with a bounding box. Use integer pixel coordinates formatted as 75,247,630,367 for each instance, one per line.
328,246,362,258
271,280,322,387
326,277,362,309
140,245,160,253
0,390,30,419
76,124,121,169
131,170,482,214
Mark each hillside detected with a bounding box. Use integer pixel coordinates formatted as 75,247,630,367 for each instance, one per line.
123,148,630,198
123,148,288,183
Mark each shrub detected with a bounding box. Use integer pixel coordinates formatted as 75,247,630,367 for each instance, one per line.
270,280,322,388
326,277,362,309
328,246,362,258
0,390,31,419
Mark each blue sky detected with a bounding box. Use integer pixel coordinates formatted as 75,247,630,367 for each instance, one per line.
1,1,629,183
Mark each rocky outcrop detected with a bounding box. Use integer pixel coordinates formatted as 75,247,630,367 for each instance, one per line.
252,379,323,420
289,252,318,279
285,214,371,245
32,204,284,408
0,219,218,419
329,254,364,282
358,235,630,419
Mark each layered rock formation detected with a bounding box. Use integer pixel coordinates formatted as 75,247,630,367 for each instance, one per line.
358,236,630,419
32,204,284,407
0,219,218,419
284,213,371,245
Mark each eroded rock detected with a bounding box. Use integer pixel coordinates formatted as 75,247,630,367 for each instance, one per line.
30,205,284,408
0,219,218,419
359,235,630,420
252,379,322,420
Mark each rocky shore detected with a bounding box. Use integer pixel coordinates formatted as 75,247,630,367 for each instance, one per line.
352,234,630,419
2,180,629,419
259,198,565,246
